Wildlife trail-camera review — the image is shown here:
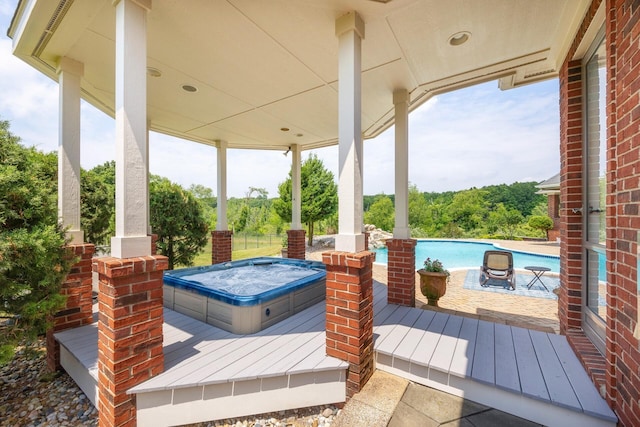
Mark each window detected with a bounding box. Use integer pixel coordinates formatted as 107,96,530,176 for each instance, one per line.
582,30,607,352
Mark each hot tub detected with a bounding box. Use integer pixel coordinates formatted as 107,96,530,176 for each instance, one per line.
163,257,326,334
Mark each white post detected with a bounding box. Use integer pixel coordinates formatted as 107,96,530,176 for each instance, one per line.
57,57,84,244
111,0,152,258
393,89,411,239
146,120,152,235
291,144,302,230
335,11,365,253
216,140,228,231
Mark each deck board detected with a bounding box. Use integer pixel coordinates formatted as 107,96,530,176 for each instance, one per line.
494,323,520,393
375,308,423,356
471,320,495,385
449,316,478,378
507,326,550,401
547,334,616,421
529,329,581,410
57,279,616,427
210,313,326,382
409,312,449,366
429,315,463,373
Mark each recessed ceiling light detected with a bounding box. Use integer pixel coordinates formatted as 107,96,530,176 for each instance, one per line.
280,127,290,132
182,84,198,93
448,31,471,46
146,67,162,77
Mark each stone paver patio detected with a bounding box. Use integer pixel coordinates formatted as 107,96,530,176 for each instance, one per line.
309,239,561,334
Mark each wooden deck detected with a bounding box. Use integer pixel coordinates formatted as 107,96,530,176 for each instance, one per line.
56,281,617,427
371,282,617,427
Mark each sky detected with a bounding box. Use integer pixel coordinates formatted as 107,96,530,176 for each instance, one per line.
0,0,560,199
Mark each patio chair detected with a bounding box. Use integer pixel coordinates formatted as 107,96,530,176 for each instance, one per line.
479,250,516,290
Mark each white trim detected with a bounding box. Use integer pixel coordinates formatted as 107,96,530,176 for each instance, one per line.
216,140,228,231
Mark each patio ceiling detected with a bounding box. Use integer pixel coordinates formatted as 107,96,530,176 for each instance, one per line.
8,0,590,151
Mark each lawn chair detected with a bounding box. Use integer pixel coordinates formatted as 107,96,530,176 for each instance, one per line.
479,250,516,290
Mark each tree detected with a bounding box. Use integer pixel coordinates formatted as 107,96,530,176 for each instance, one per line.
529,215,554,240
81,166,115,246
364,196,394,231
149,176,209,269
446,189,489,232
187,184,217,230
273,154,338,246
488,203,524,239
408,184,429,230
0,119,75,364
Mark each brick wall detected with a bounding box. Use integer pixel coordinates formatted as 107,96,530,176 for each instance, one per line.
211,230,233,264
606,1,640,425
559,1,640,425
547,194,561,241
385,238,417,307
94,255,168,427
47,243,95,372
559,58,586,333
286,229,306,260
323,251,375,398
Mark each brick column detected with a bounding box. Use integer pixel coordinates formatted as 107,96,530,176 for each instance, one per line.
386,239,417,307
47,243,95,372
286,229,306,260
211,230,233,264
323,251,375,398
94,255,168,427
558,58,584,334
149,233,158,255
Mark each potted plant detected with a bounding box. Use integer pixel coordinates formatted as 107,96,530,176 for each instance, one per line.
417,257,450,307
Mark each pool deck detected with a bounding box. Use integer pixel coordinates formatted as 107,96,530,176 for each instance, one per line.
55,247,617,426
309,239,562,334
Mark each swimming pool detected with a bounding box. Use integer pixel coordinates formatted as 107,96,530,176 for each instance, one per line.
373,240,560,272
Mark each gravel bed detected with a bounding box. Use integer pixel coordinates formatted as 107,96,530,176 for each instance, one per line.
0,338,342,427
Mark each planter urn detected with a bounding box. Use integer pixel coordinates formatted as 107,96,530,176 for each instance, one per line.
417,269,448,307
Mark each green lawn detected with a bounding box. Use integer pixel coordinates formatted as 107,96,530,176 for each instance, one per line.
189,239,283,267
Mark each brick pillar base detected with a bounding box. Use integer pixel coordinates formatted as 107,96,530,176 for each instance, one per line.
386,238,417,307
149,233,158,255
287,229,306,260
47,243,95,372
323,251,375,398
94,255,168,427
212,230,233,264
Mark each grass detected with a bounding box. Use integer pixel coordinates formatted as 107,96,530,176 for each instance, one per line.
189,238,282,267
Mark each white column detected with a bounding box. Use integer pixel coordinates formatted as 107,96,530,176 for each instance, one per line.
57,57,84,244
216,140,228,231
393,89,411,239
146,120,152,235
335,11,365,253
291,144,302,229
111,0,152,258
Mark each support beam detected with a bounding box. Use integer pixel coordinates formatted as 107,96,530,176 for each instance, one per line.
291,144,302,230
111,0,151,258
57,57,84,244
335,11,365,253
393,89,410,239
216,140,228,231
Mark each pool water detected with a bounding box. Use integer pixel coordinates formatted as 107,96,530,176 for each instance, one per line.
373,240,560,272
